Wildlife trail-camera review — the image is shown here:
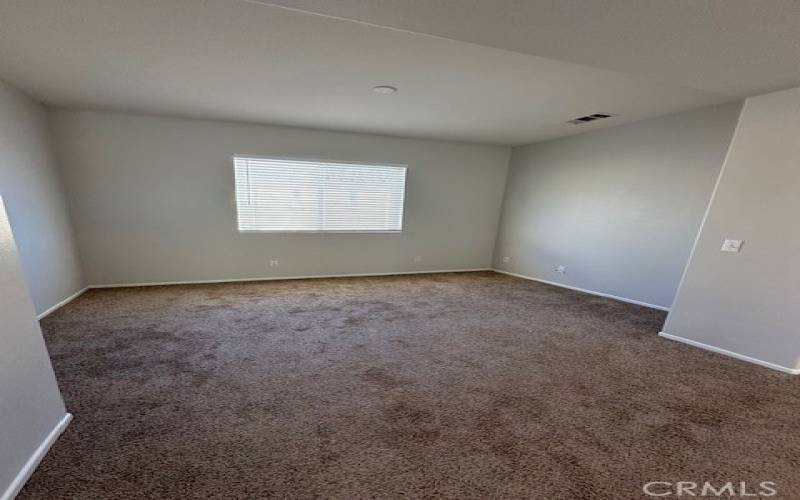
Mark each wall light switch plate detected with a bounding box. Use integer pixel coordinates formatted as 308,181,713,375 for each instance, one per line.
720,239,743,252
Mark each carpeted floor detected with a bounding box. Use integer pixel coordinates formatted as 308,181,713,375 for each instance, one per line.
21,271,800,499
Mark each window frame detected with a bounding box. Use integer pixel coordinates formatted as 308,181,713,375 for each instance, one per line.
232,154,409,234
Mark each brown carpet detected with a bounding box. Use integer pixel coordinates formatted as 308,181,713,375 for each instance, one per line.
21,271,800,499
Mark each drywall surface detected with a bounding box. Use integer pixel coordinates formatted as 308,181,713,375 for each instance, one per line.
0,80,84,314
493,102,742,308
49,109,510,285
664,87,800,370
0,197,68,497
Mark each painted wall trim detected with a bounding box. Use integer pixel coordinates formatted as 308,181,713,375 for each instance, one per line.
659,331,800,375
87,268,492,289
36,288,89,320
492,269,670,311
1,413,72,500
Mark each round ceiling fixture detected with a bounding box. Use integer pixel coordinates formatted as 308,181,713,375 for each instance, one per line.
372,85,398,94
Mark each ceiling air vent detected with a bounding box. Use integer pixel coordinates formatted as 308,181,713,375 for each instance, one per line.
567,113,615,125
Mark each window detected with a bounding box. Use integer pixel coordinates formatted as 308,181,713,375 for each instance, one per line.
234,156,407,232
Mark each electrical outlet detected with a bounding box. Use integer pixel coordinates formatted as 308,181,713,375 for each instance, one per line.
502,256,511,263
555,265,566,274
413,256,423,263
720,239,743,253
269,259,279,268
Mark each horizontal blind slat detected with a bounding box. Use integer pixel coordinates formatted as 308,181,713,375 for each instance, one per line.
234,156,406,232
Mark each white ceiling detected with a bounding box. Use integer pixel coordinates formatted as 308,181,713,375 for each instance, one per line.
0,0,779,145
263,0,800,97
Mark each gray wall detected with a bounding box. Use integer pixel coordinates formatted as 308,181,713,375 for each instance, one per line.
0,80,84,314
49,109,510,285
0,197,68,498
664,87,800,371
493,102,742,309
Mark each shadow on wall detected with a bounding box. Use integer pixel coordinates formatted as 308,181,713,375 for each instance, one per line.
0,196,71,500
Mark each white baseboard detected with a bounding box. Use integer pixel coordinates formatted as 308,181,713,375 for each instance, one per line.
37,270,492,316
88,268,492,289
492,269,670,311
1,413,72,500
36,288,89,320
659,332,800,375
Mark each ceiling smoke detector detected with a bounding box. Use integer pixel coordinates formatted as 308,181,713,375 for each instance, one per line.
567,113,615,125
372,85,398,94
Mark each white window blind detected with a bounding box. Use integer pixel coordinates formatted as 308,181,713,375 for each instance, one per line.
234,156,407,232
